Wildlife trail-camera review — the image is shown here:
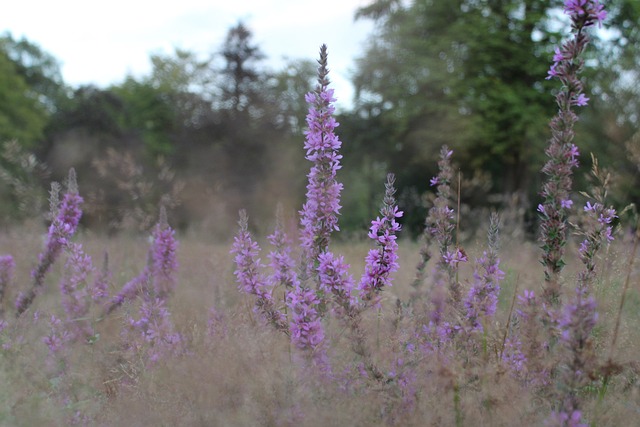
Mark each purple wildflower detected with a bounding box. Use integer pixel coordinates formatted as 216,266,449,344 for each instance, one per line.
442,248,468,268
105,272,149,316
464,213,504,331
287,284,329,371
415,146,459,303
42,315,71,355
267,207,299,291
17,169,83,316
577,200,617,289
561,199,573,209
573,94,589,107
232,210,287,331
564,0,607,27
124,295,181,364
91,252,110,303
318,251,354,316
359,174,403,305
104,210,178,316
505,289,549,385
150,208,178,299
59,243,95,342
299,45,344,265
539,0,605,306
546,410,587,427
557,286,598,418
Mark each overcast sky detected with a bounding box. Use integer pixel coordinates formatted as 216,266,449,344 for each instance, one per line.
1,0,375,110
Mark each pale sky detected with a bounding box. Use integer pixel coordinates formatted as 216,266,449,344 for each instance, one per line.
1,0,375,110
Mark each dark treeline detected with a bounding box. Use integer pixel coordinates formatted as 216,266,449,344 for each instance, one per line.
1,0,639,238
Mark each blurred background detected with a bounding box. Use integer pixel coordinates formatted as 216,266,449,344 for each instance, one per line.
0,0,638,239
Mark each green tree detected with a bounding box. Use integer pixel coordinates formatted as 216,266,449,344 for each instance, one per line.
0,52,48,146
349,0,640,233
353,0,560,200
0,33,68,113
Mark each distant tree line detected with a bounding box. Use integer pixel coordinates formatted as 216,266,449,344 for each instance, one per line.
0,0,638,237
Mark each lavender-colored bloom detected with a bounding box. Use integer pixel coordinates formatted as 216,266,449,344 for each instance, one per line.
577,200,617,289
560,199,573,209
287,284,329,371
557,286,598,419
573,94,589,107
151,209,179,299
124,295,181,364
267,208,299,291
564,0,607,27
546,410,587,427
539,0,605,306
104,211,178,316
42,315,71,355
464,213,504,331
464,254,504,331
232,210,287,331
318,251,354,315
106,272,149,316
59,243,95,341
17,169,83,316
442,248,468,268
299,45,344,265
359,174,403,305
414,146,459,303
91,252,110,303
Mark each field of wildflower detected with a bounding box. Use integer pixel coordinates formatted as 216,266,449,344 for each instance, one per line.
1,1,639,426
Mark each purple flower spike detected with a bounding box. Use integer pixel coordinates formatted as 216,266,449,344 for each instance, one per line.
539,0,606,305
464,213,504,331
151,208,179,299
16,169,84,317
359,174,403,305
299,45,344,265
232,210,287,331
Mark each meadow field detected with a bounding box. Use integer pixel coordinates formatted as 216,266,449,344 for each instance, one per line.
0,222,638,426
1,1,639,426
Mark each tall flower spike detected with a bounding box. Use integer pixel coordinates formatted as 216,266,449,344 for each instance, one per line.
299,44,344,267
539,0,605,306
151,207,179,299
267,205,299,291
412,147,455,298
59,242,95,342
464,213,504,331
232,210,287,331
16,169,83,316
359,173,403,305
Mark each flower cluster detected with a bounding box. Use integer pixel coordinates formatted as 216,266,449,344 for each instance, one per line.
59,243,95,341
299,44,344,263
318,251,354,315
578,201,616,272
125,296,181,364
464,213,504,331
151,210,179,299
232,210,287,331
359,174,403,304
539,0,605,306
17,169,84,316
557,285,598,422
287,284,328,369
267,210,299,291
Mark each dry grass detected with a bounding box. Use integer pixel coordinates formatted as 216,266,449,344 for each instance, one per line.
0,223,639,426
